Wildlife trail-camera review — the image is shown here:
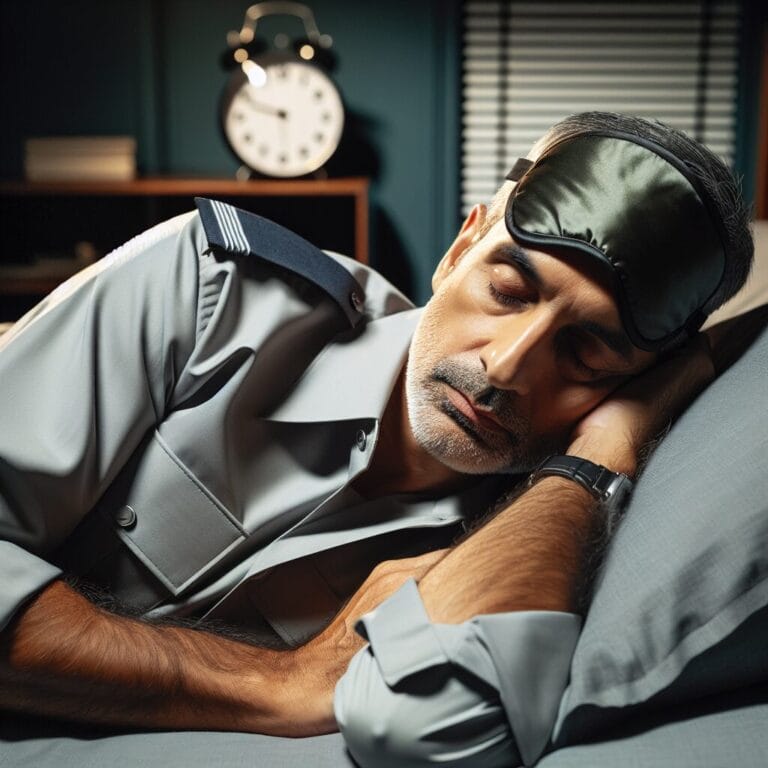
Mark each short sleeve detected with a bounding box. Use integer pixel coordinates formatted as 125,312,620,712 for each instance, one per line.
334,579,581,768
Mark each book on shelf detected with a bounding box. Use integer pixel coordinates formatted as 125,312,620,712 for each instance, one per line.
24,136,137,182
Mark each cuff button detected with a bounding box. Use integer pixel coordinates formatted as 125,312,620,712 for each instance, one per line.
114,505,137,529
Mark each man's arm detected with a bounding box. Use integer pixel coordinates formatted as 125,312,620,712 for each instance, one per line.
0,548,448,735
0,480,595,736
0,579,328,735
327,473,602,767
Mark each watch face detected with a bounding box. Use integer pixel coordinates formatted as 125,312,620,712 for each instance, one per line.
222,59,344,177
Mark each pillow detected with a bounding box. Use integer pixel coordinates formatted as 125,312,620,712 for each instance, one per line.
553,318,768,744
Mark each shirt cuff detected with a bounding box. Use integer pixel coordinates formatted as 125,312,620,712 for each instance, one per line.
350,578,582,766
0,541,62,631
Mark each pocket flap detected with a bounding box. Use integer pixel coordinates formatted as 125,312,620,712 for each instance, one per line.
98,432,246,596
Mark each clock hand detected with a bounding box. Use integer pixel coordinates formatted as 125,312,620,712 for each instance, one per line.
240,90,288,119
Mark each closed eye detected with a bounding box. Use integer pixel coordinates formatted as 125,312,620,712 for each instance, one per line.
487,281,527,309
569,352,634,386
556,332,619,382
571,353,601,379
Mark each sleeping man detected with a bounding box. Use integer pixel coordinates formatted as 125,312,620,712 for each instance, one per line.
0,112,754,767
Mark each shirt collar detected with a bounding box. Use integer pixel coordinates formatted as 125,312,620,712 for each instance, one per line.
265,307,422,424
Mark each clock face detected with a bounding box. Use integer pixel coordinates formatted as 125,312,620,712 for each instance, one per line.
222,59,344,177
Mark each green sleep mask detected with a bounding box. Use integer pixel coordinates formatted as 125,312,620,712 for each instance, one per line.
504,131,727,351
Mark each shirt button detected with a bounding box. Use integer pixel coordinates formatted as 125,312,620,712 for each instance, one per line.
114,505,137,529
349,290,364,313
355,429,367,451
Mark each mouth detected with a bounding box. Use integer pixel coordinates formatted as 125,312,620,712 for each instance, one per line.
443,385,507,435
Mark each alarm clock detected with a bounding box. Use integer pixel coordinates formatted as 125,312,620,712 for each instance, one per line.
220,2,344,178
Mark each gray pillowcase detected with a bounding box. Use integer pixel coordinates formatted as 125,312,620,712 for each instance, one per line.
553,322,768,743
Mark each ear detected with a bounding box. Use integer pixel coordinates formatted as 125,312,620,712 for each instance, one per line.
431,204,487,292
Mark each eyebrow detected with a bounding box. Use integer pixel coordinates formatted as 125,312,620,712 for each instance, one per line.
496,244,542,288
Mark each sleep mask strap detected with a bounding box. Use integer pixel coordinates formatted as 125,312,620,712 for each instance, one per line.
506,158,533,182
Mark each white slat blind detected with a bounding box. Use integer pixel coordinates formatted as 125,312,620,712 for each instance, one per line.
461,0,742,214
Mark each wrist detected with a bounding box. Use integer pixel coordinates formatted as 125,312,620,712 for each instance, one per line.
566,434,638,478
272,643,338,736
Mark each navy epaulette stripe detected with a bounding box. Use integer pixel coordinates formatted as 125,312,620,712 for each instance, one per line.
194,197,365,327
214,199,249,254
211,200,233,251
227,205,250,253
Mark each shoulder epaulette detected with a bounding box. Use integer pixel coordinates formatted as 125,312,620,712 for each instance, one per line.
194,197,365,327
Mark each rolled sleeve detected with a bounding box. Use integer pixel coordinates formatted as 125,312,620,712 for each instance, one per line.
334,579,581,768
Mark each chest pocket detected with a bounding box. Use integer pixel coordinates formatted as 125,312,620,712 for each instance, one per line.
93,430,247,597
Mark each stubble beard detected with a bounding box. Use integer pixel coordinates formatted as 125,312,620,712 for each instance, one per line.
405,320,555,476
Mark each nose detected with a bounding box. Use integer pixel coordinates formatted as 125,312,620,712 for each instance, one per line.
480,310,554,395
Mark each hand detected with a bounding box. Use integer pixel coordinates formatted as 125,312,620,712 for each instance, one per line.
241,89,288,119
568,335,715,476
279,548,450,734
331,547,451,633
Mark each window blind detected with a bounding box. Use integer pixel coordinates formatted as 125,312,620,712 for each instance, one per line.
461,0,742,214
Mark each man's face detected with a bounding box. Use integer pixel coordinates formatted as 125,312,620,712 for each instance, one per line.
405,209,656,475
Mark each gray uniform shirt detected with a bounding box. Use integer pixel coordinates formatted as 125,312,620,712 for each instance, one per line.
0,200,580,766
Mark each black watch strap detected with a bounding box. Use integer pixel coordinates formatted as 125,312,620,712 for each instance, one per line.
528,455,633,507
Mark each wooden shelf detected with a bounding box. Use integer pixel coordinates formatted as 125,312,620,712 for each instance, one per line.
0,177,370,265
0,176,371,312
0,176,368,197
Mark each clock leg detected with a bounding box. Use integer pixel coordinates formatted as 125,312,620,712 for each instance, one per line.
311,166,329,181
235,164,253,181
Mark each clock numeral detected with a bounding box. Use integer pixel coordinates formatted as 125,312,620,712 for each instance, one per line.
300,147,309,157
314,132,325,144
314,90,323,101
243,133,253,143
279,153,288,164
258,144,269,156
321,111,332,123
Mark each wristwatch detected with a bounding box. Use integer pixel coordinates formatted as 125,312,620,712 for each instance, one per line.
528,455,634,515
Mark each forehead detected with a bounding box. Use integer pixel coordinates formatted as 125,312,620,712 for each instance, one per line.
472,218,621,308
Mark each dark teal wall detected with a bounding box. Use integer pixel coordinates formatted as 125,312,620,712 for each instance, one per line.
2,1,763,299
0,0,462,304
